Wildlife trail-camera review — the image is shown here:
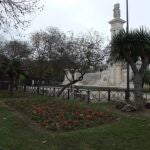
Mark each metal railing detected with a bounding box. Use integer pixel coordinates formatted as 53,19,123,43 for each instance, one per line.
18,85,150,103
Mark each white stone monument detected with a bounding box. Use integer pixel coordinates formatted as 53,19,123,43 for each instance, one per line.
62,3,133,88
109,3,126,38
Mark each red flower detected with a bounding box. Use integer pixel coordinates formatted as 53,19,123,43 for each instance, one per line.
94,111,104,117
42,118,51,127
86,114,93,120
87,109,93,115
74,111,80,116
59,112,65,118
35,107,45,115
64,120,68,126
72,120,79,126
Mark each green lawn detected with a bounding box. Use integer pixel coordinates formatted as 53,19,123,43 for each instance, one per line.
0,91,150,150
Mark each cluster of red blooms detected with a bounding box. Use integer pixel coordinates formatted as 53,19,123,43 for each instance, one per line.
34,106,45,115
31,104,115,131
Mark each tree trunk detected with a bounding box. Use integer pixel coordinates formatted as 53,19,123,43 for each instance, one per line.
134,73,144,110
15,79,19,91
57,80,79,97
9,77,14,97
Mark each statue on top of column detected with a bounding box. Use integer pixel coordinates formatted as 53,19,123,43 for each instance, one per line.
113,3,120,18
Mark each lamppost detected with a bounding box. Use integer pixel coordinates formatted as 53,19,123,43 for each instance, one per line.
126,0,129,33
126,0,130,101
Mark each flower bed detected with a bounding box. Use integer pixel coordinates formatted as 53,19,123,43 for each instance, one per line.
6,99,117,131
30,101,116,131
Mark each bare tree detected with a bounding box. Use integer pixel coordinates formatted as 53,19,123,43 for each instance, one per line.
57,31,105,96
0,0,43,31
31,31,48,61
31,27,65,59
30,31,49,86
45,27,66,60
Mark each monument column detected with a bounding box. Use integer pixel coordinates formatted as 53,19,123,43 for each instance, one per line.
109,3,126,38
109,3,126,86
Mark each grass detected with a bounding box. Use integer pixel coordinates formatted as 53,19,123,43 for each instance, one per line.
0,90,150,150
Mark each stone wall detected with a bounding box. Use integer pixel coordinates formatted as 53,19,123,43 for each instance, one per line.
62,63,134,88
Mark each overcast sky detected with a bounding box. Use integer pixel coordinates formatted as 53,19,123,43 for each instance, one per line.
5,0,150,40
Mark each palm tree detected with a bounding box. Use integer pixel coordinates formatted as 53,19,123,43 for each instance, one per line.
111,28,150,110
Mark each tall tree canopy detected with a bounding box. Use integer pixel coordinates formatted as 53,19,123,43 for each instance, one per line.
3,40,31,60
1,40,32,96
30,27,65,84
